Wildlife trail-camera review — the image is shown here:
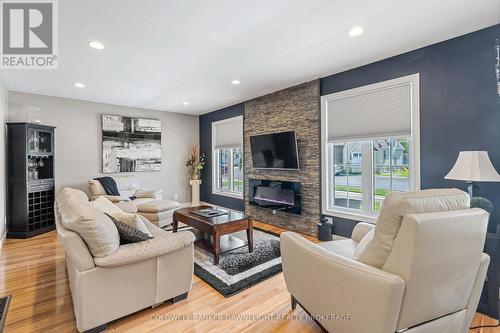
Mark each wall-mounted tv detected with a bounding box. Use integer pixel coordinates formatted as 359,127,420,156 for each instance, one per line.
250,131,299,170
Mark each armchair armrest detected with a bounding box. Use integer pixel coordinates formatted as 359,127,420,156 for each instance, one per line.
94,231,195,267
280,232,404,333
134,189,163,199
351,222,375,243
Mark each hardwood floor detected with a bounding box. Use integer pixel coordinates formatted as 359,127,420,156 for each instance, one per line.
0,221,498,333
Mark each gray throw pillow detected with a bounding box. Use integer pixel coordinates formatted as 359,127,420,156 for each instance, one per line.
105,213,153,244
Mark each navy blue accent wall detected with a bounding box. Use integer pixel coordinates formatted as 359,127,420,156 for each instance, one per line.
199,103,245,211
321,24,500,237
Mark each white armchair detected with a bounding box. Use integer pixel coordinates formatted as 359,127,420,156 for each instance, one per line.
281,189,490,333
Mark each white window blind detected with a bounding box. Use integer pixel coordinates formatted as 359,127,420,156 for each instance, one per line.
326,83,412,141
213,116,243,149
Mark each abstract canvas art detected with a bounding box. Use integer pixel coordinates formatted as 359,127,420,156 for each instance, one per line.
102,115,161,173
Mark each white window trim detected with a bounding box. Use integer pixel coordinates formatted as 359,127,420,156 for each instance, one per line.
212,116,244,199
321,74,420,222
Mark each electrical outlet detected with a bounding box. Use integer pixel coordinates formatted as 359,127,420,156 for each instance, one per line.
174,194,179,201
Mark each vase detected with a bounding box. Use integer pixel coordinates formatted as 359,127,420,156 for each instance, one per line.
190,179,202,206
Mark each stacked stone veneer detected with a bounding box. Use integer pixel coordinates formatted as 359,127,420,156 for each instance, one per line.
244,80,321,236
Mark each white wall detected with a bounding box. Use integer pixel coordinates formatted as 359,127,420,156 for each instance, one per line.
8,91,199,202
0,80,7,245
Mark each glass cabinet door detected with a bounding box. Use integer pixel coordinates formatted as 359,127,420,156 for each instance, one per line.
37,130,52,153
28,128,38,153
27,129,53,154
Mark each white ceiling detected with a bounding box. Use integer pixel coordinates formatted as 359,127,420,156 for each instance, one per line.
1,0,499,115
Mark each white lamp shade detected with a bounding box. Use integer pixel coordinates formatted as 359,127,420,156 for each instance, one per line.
445,151,500,182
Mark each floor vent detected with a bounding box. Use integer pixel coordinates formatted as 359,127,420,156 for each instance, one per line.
0,295,12,332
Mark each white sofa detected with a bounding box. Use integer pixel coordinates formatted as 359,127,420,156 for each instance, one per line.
89,175,180,227
281,189,490,333
55,188,194,332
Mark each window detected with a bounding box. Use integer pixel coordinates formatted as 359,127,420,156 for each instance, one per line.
321,74,420,222
212,116,243,198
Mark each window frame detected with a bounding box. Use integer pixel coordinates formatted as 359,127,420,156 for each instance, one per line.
321,74,420,222
211,116,244,199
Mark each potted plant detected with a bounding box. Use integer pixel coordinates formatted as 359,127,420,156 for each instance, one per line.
186,145,205,180
186,146,205,205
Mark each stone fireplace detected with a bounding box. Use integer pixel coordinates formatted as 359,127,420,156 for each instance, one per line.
244,80,320,236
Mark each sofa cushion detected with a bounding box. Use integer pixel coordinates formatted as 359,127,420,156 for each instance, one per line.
94,231,195,267
114,175,141,191
137,199,181,213
92,196,123,214
139,210,174,222
357,188,470,268
57,187,90,206
135,189,163,199
88,179,107,197
132,198,155,205
317,239,358,259
115,201,138,213
110,212,152,236
58,201,120,257
119,189,136,199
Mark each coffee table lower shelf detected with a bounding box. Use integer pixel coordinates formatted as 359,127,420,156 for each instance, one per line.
192,230,249,255
172,205,254,265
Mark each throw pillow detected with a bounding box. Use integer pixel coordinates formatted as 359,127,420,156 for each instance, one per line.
92,196,123,214
93,177,120,196
105,213,153,244
110,212,152,237
58,202,120,257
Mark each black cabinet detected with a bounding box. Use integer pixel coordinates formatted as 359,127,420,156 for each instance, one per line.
6,123,56,239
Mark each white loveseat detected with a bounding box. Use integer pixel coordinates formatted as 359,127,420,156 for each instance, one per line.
281,189,490,333
89,175,180,227
55,187,194,332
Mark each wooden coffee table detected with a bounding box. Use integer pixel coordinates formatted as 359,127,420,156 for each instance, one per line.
172,205,253,265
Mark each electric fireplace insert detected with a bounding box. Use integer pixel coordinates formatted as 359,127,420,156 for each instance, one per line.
248,178,301,215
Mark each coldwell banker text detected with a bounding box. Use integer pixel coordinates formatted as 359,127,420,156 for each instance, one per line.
1,0,58,69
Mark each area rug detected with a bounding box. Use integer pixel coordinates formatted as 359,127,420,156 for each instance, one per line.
193,229,282,297
0,295,12,331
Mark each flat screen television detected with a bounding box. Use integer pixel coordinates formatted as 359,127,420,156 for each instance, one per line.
250,131,299,169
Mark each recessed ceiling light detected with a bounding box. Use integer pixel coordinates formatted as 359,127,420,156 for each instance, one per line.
74,82,86,88
348,26,364,37
231,79,241,85
182,101,190,106
88,40,105,50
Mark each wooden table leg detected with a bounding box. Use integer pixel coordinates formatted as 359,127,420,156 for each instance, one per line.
172,215,178,233
213,230,221,265
247,221,254,253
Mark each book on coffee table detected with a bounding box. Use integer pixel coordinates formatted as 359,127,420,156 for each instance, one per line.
191,208,229,218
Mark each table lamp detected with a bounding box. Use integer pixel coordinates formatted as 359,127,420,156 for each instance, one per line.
445,151,500,197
